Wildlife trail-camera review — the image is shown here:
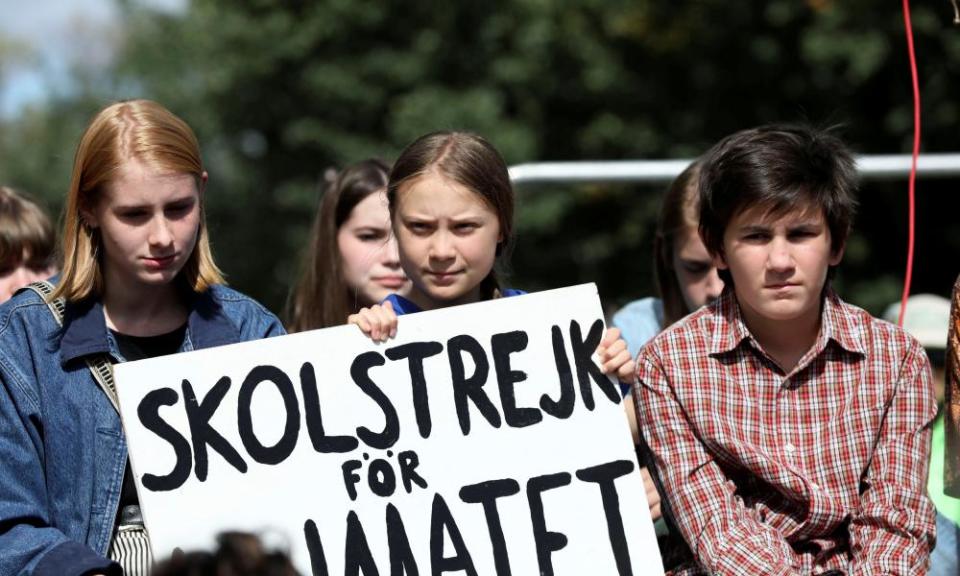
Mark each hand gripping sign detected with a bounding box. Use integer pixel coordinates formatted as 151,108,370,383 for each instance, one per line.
116,283,665,575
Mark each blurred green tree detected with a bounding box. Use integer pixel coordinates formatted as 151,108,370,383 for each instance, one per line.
1,0,957,317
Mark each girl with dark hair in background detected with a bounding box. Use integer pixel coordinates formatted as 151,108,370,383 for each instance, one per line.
612,159,723,359
287,159,409,332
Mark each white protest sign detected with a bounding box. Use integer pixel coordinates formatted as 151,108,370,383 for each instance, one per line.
115,283,664,575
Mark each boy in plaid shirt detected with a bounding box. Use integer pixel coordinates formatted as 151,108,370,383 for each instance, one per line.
634,124,936,575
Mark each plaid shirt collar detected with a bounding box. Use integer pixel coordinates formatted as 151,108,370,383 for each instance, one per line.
709,286,867,363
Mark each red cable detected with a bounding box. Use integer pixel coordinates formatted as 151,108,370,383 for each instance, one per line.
898,0,920,327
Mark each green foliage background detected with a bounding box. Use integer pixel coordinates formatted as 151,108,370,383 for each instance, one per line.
1,0,958,318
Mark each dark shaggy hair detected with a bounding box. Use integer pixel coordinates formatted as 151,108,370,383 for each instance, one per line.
698,123,858,285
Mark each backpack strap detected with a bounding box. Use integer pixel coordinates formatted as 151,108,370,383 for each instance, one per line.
23,281,120,414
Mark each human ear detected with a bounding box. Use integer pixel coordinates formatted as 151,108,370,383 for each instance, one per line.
494,220,505,254
79,201,99,230
198,171,209,197
829,242,845,266
712,250,728,271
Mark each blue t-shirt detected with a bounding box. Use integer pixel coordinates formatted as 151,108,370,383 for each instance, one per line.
384,289,527,316
611,297,664,396
611,297,665,359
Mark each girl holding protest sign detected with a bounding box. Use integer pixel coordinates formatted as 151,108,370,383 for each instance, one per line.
348,131,635,387
0,99,284,576
287,158,410,332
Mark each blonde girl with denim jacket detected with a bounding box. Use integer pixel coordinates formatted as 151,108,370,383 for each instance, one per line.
0,100,284,576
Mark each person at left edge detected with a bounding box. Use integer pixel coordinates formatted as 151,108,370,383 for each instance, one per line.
0,99,285,576
0,185,58,302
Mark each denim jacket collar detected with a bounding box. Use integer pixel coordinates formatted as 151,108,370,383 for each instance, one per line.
59,290,242,367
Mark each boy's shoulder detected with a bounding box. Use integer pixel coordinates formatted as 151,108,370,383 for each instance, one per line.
638,298,718,361
827,293,923,359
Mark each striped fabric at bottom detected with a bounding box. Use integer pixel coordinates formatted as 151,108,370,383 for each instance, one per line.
108,524,153,576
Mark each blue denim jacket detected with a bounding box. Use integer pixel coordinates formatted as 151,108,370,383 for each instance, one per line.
0,283,285,576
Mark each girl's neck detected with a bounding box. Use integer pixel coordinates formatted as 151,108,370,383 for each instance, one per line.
101,270,189,336
405,283,482,312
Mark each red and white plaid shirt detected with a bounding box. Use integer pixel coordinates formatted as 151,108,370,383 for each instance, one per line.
634,289,936,576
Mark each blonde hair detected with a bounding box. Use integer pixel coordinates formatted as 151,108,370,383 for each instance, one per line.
52,99,224,303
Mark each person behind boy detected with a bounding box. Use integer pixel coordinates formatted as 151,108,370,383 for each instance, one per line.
0,185,57,302
884,294,959,576
946,276,960,509
634,124,936,575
